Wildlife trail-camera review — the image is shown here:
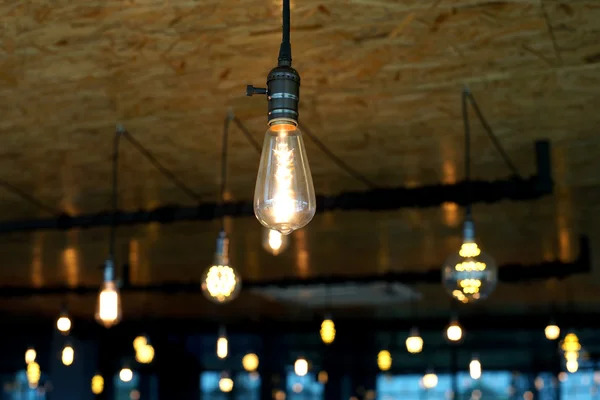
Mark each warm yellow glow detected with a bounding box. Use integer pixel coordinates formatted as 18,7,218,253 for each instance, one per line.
271,133,296,232
217,336,228,359
294,358,308,376
57,316,72,333
406,333,423,354
25,348,36,364
96,281,121,328
446,322,463,342
545,324,560,340
242,353,259,372
566,360,579,373
61,345,74,366
561,333,581,353
119,368,133,382
26,361,40,388
455,261,487,272
135,344,155,364
219,377,234,392
133,336,147,351
459,242,481,258
274,390,286,400
377,350,392,371
320,319,336,344
422,373,438,389
470,359,482,380
564,351,578,362
203,265,239,302
318,371,328,384
269,230,283,251
91,374,104,395
459,278,482,294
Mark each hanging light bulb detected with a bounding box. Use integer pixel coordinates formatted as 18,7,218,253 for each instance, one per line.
201,231,241,303
247,0,316,235
377,350,392,372
443,216,497,303
545,323,560,340
470,356,482,379
25,348,36,364
566,360,579,373
294,357,308,376
320,316,336,344
95,259,122,328
318,371,328,384
119,367,133,383
133,336,147,351
26,361,41,388
136,344,155,364
217,327,228,359
421,371,438,389
56,308,72,335
446,318,463,342
263,228,290,255
219,376,234,393
242,353,259,372
405,327,424,354
61,344,74,366
91,374,104,395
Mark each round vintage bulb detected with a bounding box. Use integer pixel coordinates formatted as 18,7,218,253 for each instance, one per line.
320,318,336,344
133,336,147,351
56,314,72,334
91,374,104,395
566,360,579,373
545,324,560,340
201,232,241,304
254,121,316,235
25,348,36,364
242,353,259,372
442,220,497,303
219,377,234,392
446,320,463,342
406,327,424,354
422,372,438,389
119,367,133,382
469,357,482,380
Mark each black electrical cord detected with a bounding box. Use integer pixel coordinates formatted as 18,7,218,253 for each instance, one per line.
109,127,122,259
278,0,292,65
466,91,521,179
0,179,58,216
232,117,262,154
461,87,473,219
121,131,203,203
299,122,377,189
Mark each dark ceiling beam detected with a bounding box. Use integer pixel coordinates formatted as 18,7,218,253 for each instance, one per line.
0,141,551,234
0,235,586,298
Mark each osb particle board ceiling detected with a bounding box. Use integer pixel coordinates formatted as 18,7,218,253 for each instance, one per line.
0,0,599,318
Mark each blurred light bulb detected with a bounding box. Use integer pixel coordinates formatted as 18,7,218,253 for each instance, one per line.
242,353,259,372
545,324,560,340
561,333,581,353
133,336,147,351
217,328,228,359
263,228,290,255
446,320,463,342
320,317,336,344
377,350,392,371
565,351,578,362
219,377,234,392
406,327,424,354
201,232,241,303
254,121,316,235
26,361,40,388
135,344,155,364
91,374,104,395
25,348,36,364
294,358,308,376
422,372,438,389
95,260,122,328
318,371,328,384
61,345,74,366
56,312,72,334
442,219,497,303
566,360,579,373
470,357,482,380
119,367,133,382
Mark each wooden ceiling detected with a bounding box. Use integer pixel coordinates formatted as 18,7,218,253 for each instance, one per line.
0,0,599,320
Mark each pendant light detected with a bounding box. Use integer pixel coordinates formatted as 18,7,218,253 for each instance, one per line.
56,304,72,335
201,112,241,303
96,126,123,328
247,0,316,235
442,88,497,303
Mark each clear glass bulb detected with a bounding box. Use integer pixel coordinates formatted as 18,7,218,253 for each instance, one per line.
443,220,497,303
202,232,241,303
262,228,290,255
545,324,560,340
254,121,316,235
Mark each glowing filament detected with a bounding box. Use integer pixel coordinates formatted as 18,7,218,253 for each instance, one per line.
217,336,228,359
455,261,487,272
268,230,283,251
272,136,296,226
205,265,238,300
459,242,481,258
320,319,336,344
459,279,482,294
